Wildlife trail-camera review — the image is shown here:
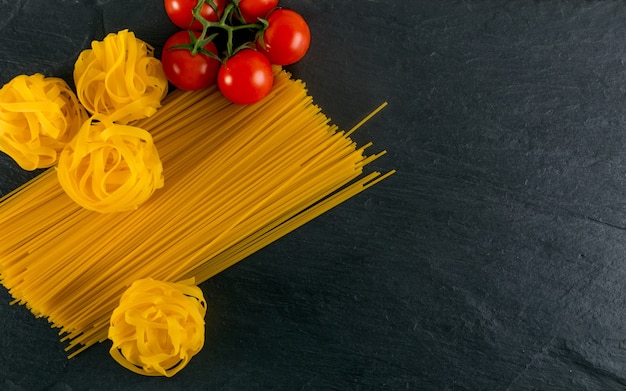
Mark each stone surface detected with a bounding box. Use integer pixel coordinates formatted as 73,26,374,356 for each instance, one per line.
2,0,626,389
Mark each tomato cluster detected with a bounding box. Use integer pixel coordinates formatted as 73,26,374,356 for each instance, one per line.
162,0,311,105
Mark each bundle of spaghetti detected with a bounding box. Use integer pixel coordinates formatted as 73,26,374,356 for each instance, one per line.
0,69,394,357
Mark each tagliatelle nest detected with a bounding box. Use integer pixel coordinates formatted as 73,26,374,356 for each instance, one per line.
56,115,164,213
73,29,168,124
108,278,207,377
0,73,87,170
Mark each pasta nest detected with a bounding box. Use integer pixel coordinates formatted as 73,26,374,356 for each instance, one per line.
108,278,207,377
0,73,87,170
56,116,164,213
74,29,168,124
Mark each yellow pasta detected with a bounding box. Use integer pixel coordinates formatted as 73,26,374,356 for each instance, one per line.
0,69,394,359
108,278,206,377
74,29,168,124
0,73,87,170
56,115,164,213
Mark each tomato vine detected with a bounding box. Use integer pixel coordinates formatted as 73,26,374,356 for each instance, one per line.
162,0,311,103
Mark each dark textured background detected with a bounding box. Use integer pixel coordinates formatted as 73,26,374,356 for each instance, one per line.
2,1,626,390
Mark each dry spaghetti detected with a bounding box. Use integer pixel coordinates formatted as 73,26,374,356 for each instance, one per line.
0,69,394,358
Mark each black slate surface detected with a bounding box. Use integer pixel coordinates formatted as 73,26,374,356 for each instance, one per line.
2,1,626,390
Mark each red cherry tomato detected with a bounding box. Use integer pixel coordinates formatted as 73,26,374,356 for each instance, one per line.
257,8,311,66
161,30,221,91
237,0,278,23
164,0,225,30
217,49,274,105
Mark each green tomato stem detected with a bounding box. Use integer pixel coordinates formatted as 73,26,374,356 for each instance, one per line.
190,0,265,60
